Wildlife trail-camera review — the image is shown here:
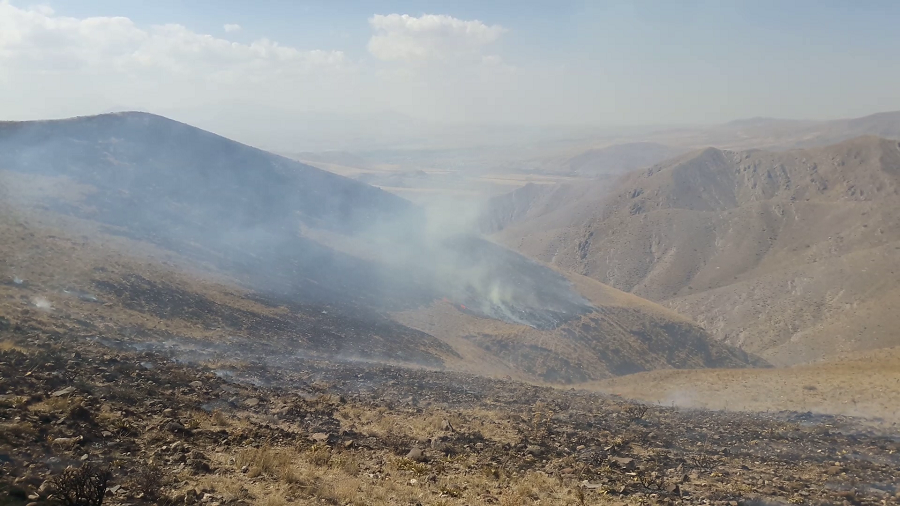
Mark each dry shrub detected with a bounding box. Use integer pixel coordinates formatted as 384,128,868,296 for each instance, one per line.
129,462,164,501
236,445,293,479
305,444,332,467
50,463,112,506
331,454,360,476
0,422,37,443
211,409,229,426
35,395,76,414
258,495,288,506
394,458,428,476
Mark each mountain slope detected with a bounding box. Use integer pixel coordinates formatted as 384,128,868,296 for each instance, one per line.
0,112,764,382
589,345,900,423
491,137,900,364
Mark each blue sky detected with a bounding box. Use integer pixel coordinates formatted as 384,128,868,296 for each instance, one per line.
2,0,899,136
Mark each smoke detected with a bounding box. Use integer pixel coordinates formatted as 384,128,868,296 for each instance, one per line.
0,111,592,331
31,296,52,311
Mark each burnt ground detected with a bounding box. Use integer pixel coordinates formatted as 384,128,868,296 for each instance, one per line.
1,320,898,506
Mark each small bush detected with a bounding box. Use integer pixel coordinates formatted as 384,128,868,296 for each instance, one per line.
623,404,649,423
129,462,164,501
306,445,332,467
236,446,292,478
50,463,112,506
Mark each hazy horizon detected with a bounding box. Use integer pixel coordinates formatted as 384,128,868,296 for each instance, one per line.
3,0,900,150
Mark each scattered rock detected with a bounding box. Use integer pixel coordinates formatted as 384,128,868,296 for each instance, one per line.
167,421,192,436
524,445,544,457
51,387,75,397
610,456,634,469
406,447,427,462
826,465,846,475
309,432,333,444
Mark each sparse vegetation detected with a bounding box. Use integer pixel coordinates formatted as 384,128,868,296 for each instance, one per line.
49,463,112,506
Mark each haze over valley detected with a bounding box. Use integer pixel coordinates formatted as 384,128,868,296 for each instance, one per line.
2,2,900,505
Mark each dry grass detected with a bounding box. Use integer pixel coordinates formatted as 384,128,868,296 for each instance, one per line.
336,404,517,446
0,340,29,353
202,438,604,506
587,346,900,424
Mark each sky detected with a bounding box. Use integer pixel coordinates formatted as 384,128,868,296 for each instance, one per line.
2,0,900,148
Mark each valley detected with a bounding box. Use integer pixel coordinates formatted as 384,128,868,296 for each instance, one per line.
2,111,900,506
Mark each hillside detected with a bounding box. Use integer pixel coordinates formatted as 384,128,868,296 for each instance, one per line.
589,346,900,424
0,112,762,383
530,142,685,176
491,136,900,365
609,110,900,153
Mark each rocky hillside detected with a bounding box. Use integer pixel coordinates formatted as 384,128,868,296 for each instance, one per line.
491,136,900,365
0,113,763,383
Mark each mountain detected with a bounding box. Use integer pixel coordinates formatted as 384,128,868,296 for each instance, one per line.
590,345,900,422
562,142,685,176
0,112,763,382
526,111,900,176
489,136,900,365
791,111,900,148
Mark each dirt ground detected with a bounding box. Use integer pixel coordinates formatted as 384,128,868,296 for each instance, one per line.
2,314,899,505
586,348,900,427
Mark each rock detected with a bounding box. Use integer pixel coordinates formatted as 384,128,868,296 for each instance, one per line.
310,432,330,444
406,447,427,462
610,456,634,469
189,381,203,389
51,387,75,397
243,398,259,407
189,459,211,473
524,445,544,457
167,421,192,436
68,402,93,421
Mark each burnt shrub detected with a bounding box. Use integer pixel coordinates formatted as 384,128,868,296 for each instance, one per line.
50,463,112,506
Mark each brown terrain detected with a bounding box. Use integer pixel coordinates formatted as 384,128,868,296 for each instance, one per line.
526,111,900,177
0,202,897,505
2,112,900,505
589,346,900,424
489,136,900,367
4,316,899,506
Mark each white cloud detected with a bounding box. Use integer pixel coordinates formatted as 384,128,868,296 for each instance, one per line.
0,3,545,140
0,3,345,77
223,23,241,33
368,14,506,62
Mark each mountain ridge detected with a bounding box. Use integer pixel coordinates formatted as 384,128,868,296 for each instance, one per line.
0,111,764,382
490,136,900,364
